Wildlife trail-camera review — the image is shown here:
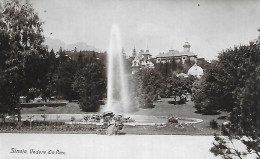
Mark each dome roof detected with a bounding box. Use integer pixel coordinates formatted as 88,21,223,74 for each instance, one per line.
188,64,204,77
183,42,191,48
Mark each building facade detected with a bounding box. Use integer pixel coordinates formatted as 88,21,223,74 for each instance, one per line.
155,42,197,64
131,49,154,74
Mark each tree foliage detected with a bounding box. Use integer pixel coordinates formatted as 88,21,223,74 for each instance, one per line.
72,59,106,111
133,68,163,108
133,68,196,108
0,0,45,113
154,57,198,77
194,41,260,114
196,41,260,158
50,51,78,100
0,1,44,51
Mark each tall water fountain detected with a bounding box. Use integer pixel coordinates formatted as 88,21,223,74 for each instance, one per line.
105,24,136,113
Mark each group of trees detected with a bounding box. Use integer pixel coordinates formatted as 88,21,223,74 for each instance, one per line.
0,0,107,114
72,56,106,111
133,68,197,108
193,40,259,158
193,42,259,114
154,58,189,76
153,57,210,77
32,48,107,112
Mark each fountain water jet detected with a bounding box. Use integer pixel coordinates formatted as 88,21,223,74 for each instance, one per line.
105,24,136,113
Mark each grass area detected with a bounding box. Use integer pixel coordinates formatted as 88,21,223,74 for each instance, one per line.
16,98,229,135
121,98,228,135
21,102,85,114
134,98,228,127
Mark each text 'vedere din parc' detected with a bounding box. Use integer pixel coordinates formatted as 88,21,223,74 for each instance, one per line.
10,148,66,155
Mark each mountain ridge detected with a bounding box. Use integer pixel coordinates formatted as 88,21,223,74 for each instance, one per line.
43,37,102,52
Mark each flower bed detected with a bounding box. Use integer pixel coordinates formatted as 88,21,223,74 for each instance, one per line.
0,121,97,132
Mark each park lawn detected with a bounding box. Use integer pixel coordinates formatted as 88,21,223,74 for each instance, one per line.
133,98,229,127
17,98,229,135
123,98,228,135
21,102,86,114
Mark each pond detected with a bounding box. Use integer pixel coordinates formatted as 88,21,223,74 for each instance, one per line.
20,114,203,126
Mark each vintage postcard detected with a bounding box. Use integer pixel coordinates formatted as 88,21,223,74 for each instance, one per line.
0,0,259,158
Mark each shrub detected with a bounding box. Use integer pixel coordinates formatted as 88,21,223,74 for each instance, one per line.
71,116,76,122
168,115,178,124
210,120,219,129
41,114,47,121
79,95,100,111
140,98,155,108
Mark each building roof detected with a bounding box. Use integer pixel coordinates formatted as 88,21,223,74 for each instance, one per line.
140,50,151,55
156,50,196,58
188,64,204,77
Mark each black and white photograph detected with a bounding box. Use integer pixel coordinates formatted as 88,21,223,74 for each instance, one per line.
0,0,259,158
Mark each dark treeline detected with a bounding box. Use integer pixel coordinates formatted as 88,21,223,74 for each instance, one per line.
31,49,107,111
21,47,107,104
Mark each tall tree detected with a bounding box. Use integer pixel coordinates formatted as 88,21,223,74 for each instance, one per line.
77,51,84,68
133,68,163,107
193,39,260,158
0,0,45,113
52,52,78,100
193,42,260,113
43,49,58,100
72,60,106,111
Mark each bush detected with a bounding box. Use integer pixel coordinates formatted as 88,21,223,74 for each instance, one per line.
79,95,100,112
168,115,178,124
71,116,75,122
209,120,219,129
140,98,155,109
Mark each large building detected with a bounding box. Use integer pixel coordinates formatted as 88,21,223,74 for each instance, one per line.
131,49,154,74
130,42,204,76
155,42,197,64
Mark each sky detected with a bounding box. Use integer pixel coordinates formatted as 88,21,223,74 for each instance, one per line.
31,0,260,60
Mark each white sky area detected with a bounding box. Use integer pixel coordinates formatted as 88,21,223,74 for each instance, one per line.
31,0,260,60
